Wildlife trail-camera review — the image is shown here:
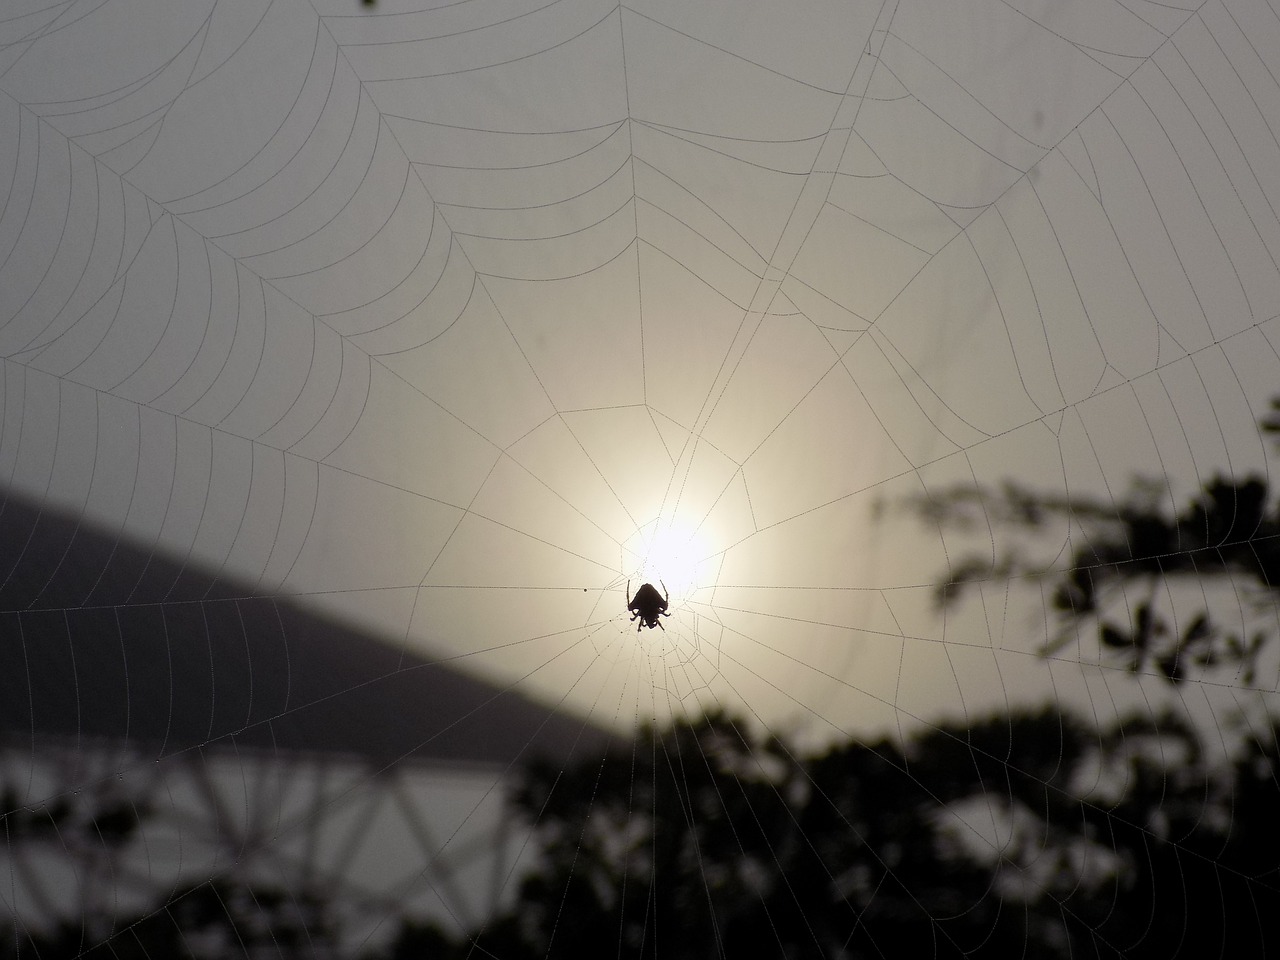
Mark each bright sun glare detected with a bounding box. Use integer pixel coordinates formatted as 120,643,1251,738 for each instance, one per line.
623,518,717,603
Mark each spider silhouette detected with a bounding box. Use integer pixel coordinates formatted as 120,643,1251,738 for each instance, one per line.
627,580,670,631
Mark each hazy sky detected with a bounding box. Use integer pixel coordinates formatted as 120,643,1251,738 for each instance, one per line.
3,0,1280,742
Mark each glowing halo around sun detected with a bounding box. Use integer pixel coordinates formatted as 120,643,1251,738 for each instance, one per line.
621,517,720,606
613,514,727,714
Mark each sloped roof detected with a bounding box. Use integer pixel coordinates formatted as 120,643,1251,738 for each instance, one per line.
0,490,618,767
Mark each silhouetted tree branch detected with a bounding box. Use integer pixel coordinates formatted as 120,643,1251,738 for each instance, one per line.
893,473,1277,685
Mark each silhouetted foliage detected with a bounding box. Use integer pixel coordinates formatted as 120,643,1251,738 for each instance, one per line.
897,473,1279,685
380,707,1280,960
6,706,1279,958
1,786,148,846
0,876,338,960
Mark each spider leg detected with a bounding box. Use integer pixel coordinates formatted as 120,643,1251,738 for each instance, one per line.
656,619,665,631
660,579,668,602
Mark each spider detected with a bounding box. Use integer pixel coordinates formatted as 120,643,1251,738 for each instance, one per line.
627,580,670,631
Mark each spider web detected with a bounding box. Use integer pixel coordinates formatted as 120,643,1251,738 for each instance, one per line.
3,0,1280,955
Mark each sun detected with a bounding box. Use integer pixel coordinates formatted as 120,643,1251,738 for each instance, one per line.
622,516,717,603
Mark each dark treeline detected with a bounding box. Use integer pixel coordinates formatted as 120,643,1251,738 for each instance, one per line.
378,705,1279,960
8,701,1276,959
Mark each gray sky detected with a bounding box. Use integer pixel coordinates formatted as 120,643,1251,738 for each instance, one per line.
3,0,1280,745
